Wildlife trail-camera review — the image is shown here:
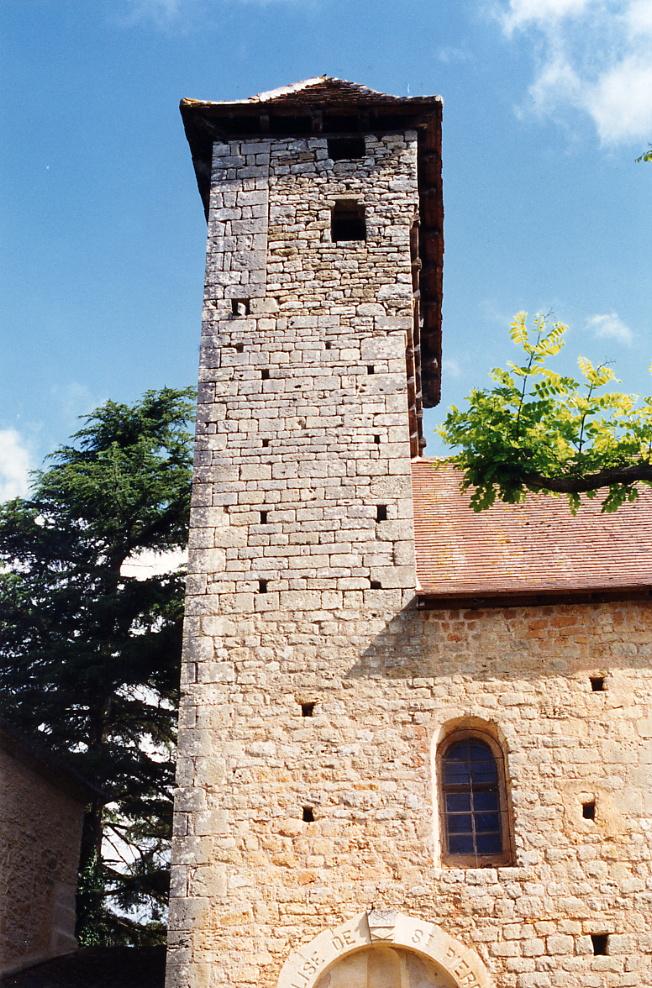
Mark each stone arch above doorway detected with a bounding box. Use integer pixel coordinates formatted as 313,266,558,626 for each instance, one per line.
314,943,456,988
277,911,493,988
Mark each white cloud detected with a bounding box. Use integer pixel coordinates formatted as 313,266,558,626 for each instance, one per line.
586,310,634,345
502,0,588,34
627,0,652,34
50,381,100,429
0,430,32,501
586,55,652,144
498,0,652,145
443,357,463,378
436,45,473,64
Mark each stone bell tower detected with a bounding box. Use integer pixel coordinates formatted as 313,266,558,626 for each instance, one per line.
166,76,464,988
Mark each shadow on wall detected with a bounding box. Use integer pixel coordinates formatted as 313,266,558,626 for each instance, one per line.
346,597,652,681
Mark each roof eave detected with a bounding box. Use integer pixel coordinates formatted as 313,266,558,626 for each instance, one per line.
415,585,652,609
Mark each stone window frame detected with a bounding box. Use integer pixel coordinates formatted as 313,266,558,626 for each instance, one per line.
436,726,514,868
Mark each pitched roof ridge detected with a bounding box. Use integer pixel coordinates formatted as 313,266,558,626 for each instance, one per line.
252,75,380,102
180,76,440,110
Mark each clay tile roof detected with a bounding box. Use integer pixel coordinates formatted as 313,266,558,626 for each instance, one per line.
412,460,652,603
180,75,443,109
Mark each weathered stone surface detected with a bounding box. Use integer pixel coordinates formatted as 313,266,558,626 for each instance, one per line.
0,745,84,975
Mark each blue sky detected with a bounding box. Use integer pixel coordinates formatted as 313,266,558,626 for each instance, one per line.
1,0,650,495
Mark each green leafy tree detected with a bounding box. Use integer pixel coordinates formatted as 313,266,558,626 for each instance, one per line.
439,313,652,513
0,387,195,943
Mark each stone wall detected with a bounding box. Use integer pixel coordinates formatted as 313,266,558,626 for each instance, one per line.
0,746,84,974
166,130,652,988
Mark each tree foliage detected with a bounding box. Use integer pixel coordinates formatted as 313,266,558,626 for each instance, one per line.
439,313,652,513
0,387,195,943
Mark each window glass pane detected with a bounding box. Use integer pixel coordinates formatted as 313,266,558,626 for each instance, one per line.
475,813,500,832
473,790,499,811
473,762,498,784
467,740,490,760
476,832,502,854
443,761,469,785
447,814,473,834
446,792,470,812
448,834,474,854
446,740,471,759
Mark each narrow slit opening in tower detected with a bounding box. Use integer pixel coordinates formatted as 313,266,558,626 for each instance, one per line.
591,934,609,955
376,504,388,522
260,511,268,524
262,438,270,448
367,365,375,375
582,800,596,820
261,369,270,380
258,579,268,593
374,434,381,445
327,136,365,161
331,200,366,242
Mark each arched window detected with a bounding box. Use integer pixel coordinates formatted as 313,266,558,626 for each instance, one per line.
438,730,512,866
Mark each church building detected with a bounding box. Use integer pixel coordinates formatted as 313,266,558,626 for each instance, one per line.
166,77,652,988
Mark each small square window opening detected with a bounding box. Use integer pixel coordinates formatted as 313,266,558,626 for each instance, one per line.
582,800,596,820
327,136,366,161
591,934,609,956
376,505,388,522
590,676,605,692
331,200,366,242
231,299,250,316
302,806,315,823
301,702,315,718
258,579,268,593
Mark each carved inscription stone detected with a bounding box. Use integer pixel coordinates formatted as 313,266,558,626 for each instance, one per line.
367,910,397,942
277,913,492,988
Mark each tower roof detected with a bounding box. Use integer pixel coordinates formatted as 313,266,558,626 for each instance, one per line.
180,77,444,406
181,75,443,109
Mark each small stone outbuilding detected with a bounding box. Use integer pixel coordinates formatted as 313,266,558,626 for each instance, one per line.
0,721,91,976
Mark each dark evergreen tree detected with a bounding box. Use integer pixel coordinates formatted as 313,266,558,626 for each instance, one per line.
0,387,195,943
